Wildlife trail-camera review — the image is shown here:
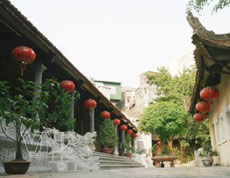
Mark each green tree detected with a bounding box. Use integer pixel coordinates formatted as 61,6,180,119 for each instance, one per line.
139,101,188,143
188,0,230,12
139,66,210,161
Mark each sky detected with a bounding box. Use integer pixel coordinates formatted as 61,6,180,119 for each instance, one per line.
10,0,230,88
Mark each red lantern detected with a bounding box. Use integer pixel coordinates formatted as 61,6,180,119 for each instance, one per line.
12,46,36,75
200,87,219,101
193,113,206,122
126,129,133,135
100,111,110,119
84,99,97,109
60,80,75,92
120,125,127,131
12,46,36,64
113,119,121,125
195,101,211,113
132,133,138,139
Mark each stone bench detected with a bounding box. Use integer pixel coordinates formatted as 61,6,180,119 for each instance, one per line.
151,156,177,168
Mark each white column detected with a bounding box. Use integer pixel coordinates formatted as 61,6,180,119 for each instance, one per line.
113,125,119,155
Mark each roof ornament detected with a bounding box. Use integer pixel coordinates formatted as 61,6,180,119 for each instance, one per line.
186,11,214,35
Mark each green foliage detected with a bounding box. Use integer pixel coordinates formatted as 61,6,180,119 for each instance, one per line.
97,119,118,148
147,66,196,105
140,66,210,161
139,101,188,142
0,78,80,132
199,140,218,158
187,0,230,12
0,78,80,161
0,79,46,132
124,134,134,153
41,79,80,131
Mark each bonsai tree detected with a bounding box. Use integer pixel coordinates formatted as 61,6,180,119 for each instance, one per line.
0,78,79,171
97,119,118,150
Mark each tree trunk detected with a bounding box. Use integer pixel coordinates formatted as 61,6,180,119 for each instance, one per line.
179,140,184,163
168,140,173,155
15,125,24,161
15,139,24,160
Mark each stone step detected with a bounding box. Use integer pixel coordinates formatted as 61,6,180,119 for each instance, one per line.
93,152,144,170
100,164,144,170
99,160,140,165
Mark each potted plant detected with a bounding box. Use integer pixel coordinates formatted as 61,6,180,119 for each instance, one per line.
97,119,118,154
199,141,218,167
0,78,78,174
124,134,134,157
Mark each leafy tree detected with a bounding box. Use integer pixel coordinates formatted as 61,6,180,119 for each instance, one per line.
187,0,230,12
139,66,210,161
147,66,195,106
139,101,188,143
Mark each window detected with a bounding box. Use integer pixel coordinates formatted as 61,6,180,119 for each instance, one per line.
224,106,230,139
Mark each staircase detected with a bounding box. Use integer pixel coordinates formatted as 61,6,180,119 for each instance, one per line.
93,152,144,170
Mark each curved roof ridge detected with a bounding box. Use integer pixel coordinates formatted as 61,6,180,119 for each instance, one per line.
187,11,230,48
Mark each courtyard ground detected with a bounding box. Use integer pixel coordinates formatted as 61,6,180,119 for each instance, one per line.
2,166,230,178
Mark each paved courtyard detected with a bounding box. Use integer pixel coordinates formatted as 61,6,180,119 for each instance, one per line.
2,167,230,178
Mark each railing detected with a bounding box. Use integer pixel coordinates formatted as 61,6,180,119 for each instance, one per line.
0,120,99,172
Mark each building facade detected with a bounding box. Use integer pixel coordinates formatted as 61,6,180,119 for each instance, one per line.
187,12,230,166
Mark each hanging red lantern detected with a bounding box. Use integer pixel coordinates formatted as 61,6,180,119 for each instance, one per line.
195,101,211,113
12,46,36,75
60,80,75,92
100,111,110,119
132,133,138,139
113,119,121,126
126,129,133,135
200,87,219,101
84,99,97,109
120,125,127,131
193,113,206,122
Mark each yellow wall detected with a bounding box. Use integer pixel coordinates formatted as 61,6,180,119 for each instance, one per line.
209,73,230,166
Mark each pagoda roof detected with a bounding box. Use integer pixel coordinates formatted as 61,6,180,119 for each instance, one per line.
187,12,230,114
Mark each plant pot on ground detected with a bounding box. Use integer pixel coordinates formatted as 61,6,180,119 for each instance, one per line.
97,119,118,154
199,140,218,167
0,78,79,174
